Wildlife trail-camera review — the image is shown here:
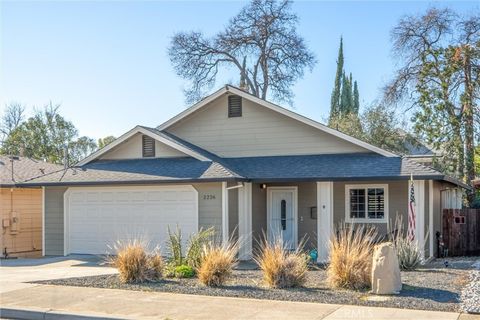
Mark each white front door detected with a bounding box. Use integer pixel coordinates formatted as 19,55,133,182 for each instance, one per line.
267,187,297,250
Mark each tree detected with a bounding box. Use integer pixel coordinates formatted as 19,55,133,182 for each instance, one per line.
169,0,316,104
98,136,116,149
0,103,97,165
340,71,353,114
329,103,413,155
330,37,344,118
385,8,479,204
328,38,360,122
353,80,360,114
0,103,25,143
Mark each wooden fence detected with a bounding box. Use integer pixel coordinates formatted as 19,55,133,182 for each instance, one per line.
442,209,480,256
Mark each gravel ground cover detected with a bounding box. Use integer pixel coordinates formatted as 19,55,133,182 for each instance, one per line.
36,258,477,313
460,260,480,314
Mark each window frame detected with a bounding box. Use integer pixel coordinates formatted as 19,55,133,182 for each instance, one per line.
345,184,389,223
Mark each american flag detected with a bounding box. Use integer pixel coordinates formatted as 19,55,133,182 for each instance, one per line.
408,174,416,241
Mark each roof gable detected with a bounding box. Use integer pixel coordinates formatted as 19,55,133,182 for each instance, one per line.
157,86,398,158
77,126,210,166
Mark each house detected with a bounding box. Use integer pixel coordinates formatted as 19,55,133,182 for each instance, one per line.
21,85,469,261
0,156,62,257
403,136,440,168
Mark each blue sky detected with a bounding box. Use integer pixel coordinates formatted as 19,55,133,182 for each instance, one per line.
1,0,477,140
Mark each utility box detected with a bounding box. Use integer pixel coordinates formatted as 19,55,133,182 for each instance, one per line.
10,211,19,234
2,218,10,228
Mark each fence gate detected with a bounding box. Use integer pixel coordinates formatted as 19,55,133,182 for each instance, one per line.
442,209,480,256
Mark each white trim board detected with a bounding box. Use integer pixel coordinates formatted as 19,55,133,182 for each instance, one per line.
317,182,333,263
157,86,397,158
266,186,298,250
77,126,209,166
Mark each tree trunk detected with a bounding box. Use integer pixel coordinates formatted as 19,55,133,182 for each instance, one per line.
462,46,476,206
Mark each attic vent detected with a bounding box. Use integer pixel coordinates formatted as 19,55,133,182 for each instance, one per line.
228,95,242,118
142,135,155,157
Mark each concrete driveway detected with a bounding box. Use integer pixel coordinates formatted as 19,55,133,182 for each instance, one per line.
0,255,117,293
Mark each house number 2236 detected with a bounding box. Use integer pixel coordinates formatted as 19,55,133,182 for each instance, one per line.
203,194,216,200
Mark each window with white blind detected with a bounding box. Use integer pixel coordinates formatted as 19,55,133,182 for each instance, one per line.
345,184,388,223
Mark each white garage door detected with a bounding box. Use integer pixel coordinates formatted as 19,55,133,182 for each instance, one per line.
65,186,198,255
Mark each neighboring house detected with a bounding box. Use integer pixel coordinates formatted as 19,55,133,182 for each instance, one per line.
0,156,62,257
403,137,440,168
22,85,469,262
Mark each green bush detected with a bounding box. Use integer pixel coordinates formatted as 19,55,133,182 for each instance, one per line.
174,264,195,278
166,226,216,270
186,227,215,269
166,226,184,266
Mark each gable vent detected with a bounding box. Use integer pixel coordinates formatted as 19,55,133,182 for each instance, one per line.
142,135,155,157
228,95,242,118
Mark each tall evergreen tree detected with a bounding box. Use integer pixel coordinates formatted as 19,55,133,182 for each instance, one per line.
353,81,359,114
340,71,352,114
329,37,344,120
329,37,360,122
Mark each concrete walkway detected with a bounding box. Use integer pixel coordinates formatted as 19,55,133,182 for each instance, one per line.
1,284,475,320
0,255,117,293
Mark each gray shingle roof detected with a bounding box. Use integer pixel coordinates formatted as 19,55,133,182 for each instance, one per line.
21,157,240,186
20,152,468,189
222,153,446,181
0,156,62,186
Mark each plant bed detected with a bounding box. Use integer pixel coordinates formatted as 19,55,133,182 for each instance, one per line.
35,258,476,312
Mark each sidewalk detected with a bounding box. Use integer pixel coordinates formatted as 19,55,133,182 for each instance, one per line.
1,284,473,320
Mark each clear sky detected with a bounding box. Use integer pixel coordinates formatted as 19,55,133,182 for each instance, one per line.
1,0,478,140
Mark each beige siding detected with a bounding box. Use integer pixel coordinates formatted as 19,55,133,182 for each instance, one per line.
100,133,187,160
333,181,408,235
44,187,67,255
192,183,223,239
252,184,267,247
167,95,369,158
0,187,42,257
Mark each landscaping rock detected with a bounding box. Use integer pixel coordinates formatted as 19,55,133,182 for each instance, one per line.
371,242,402,295
460,261,480,314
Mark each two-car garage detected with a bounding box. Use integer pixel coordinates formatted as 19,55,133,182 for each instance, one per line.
63,186,199,255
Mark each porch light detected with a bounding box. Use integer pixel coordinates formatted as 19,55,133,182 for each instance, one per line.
260,183,267,189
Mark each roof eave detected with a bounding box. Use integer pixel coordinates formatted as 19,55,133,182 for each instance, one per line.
17,177,247,187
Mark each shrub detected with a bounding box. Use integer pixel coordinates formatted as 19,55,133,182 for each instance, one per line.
254,237,309,289
327,224,377,290
166,226,184,266
186,227,215,270
197,241,238,287
109,240,164,283
166,226,216,270
388,216,423,271
174,264,195,278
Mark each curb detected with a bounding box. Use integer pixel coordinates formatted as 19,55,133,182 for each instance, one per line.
0,307,129,320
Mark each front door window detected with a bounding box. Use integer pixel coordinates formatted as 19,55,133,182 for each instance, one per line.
269,188,296,249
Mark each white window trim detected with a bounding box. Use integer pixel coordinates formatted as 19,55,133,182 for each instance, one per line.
345,184,389,223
